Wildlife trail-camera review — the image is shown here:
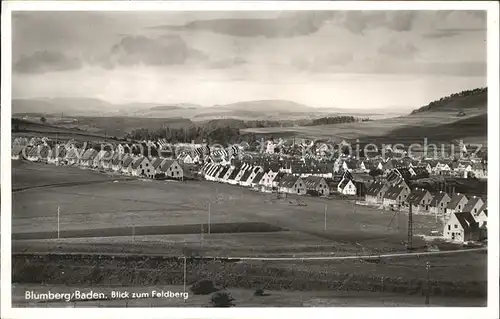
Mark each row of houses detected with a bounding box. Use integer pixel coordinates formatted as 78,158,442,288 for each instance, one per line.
13,144,187,180
202,163,331,197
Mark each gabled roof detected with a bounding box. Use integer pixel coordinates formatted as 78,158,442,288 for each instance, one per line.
365,181,385,196
454,212,479,230
430,191,450,207
407,188,430,205
272,171,286,183
383,184,406,200
462,196,484,213
279,175,300,188
218,166,230,178
160,159,176,172
131,156,146,169
240,169,253,182
447,193,468,209
252,171,265,184
121,155,134,168
12,145,26,156
228,167,241,180
151,157,164,169
303,176,325,189
338,178,353,190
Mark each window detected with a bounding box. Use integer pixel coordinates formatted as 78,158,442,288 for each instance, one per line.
176,171,179,176
454,224,458,229
458,205,461,210
441,202,443,207
474,208,477,213
448,225,451,230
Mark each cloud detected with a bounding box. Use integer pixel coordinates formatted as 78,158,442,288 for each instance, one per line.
378,40,419,58
423,28,486,39
13,50,82,74
341,11,417,34
103,35,207,68
291,51,354,72
209,57,248,69
148,12,337,38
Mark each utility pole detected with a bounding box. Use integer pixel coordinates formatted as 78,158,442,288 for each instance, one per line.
407,201,413,251
425,261,431,305
324,203,327,231
57,206,60,239
183,256,187,303
208,202,211,234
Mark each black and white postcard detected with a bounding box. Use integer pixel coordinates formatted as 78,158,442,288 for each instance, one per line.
1,1,499,319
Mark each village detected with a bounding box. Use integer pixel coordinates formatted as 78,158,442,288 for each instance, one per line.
12,135,488,245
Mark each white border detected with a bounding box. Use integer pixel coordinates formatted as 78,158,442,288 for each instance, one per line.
1,1,499,319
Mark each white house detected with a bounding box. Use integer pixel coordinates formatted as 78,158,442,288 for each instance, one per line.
365,181,387,204
278,175,306,195
121,155,134,175
443,212,480,243
303,176,330,196
462,196,485,216
406,188,433,214
131,156,154,178
474,204,487,228
429,191,451,220
445,193,469,222
382,183,410,208
160,159,184,180
337,178,357,196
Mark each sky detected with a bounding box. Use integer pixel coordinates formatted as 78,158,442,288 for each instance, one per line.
11,10,487,110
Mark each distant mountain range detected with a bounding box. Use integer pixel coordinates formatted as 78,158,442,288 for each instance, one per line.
12,97,402,121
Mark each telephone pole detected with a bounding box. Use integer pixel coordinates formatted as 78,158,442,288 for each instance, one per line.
407,201,413,251
324,203,327,231
425,261,431,305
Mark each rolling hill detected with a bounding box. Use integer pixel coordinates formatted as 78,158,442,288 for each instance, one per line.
241,88,488,146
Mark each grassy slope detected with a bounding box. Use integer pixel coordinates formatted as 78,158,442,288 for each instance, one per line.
240,90,487,144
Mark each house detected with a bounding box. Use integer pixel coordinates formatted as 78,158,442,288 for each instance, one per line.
259,169,278,191
446,193,469,221
342,160,358,172
227,167,241,185
80,149,98,167
205,164,221,181
234,166,249,184
382,184,410,208
11,145,26,160
443,212,480,243
131,156,154,178
222,166,236,183
251,171,265,189
150,157,165,175
65,147,81,165
471,162,487,179
462,196,485,215
245,166,264,186
278,175,306,195
429,191,451,219
178,152,196,164
216,166,230,182
271,172,287,189
406,188,433,214
303,176,330,196
47,145,66,165
239,169,254,187
337,178,357,196
474,203,487,228
160,159,184,180
365,181,387,204
120,154,134,175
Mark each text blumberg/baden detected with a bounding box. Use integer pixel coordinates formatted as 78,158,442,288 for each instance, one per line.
25,290,105,302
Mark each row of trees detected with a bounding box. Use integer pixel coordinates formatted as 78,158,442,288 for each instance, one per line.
411,87,487,114
305,116,357,126
125,126,260,146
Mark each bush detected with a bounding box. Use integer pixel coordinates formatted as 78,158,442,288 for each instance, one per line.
210,291,235,307
254,288,264,296
190,280,217,295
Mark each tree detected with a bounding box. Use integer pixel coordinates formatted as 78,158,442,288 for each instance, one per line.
210,291,235,307
40,116,47,124
369,168,383,180
190,280,217,295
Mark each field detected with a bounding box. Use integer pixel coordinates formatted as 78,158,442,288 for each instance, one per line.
11,161,488,305
241,92,487,145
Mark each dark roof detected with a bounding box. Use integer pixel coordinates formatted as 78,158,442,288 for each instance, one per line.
395,167,412,181
344,160,357,169
338,178,352,190
462,196,484,213
365,181,385,196
131,157,146,169
252,171,265,184
121,155,134,168
430,191,450,207
218,166,230,178
160,159,176,172
151,157,164,169
303,176,325,189
228,167,241,180
279,175,300,188
383,184,406,200
272,171,286,183
447,193,468,210
454,212,479,230
407,188,430,205
240,169,253,182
